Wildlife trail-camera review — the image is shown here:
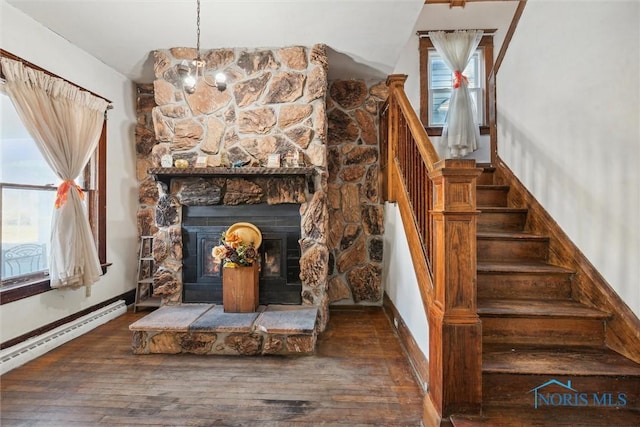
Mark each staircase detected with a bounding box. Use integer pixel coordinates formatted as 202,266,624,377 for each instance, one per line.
451,166,640,426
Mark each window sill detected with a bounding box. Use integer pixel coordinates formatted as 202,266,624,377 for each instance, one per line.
426,125,490,137
0,278,51,304
0,262,113,305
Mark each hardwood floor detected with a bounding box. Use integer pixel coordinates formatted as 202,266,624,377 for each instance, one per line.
1,306,423,426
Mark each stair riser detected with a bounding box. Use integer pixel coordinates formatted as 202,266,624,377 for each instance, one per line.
478,212,527,232
482,317,606,347
478,239,549,262
478,189,508,207
478,170,496,185
482,373,640,410
478,273,572,300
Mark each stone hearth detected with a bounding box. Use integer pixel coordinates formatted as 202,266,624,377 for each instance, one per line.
130,304,318,356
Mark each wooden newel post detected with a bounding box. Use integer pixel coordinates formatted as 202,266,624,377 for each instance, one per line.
384,74,408,203
425,159,483,424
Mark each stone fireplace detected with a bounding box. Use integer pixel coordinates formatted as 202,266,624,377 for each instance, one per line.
137,44,331,329
136,43,388,333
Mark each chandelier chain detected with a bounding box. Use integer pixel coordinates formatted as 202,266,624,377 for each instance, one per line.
179,0,226,92
196,0,201,56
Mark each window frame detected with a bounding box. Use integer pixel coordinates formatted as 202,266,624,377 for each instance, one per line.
419,34,494,137
0,50,109,304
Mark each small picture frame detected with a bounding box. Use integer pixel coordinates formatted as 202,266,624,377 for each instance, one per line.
284,151,295,167
160,154,173,168
195,156,208,168
207,154,222,167
266,153,281,168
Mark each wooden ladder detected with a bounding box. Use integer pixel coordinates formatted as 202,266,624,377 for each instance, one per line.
133,235,160,312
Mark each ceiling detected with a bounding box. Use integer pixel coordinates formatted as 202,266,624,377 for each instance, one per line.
5,0,426,83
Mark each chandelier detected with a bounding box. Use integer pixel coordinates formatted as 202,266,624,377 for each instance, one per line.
177,0,227,93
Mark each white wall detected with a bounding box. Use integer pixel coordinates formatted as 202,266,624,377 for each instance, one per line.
383,203,429,358
0,1,138,343
392,2,519,162
497,1,640,317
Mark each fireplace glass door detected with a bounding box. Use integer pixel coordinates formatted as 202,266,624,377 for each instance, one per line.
182,205,302,305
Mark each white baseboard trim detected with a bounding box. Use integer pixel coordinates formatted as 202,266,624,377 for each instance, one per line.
0,300,126,375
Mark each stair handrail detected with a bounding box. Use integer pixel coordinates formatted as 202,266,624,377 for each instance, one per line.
381,75,439,302
385,76,440,173
381,74,483,422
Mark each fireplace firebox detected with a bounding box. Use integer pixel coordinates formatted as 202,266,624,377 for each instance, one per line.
182,204,302,304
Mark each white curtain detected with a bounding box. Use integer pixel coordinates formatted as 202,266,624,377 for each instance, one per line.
429,30,483,158
1,57,108,292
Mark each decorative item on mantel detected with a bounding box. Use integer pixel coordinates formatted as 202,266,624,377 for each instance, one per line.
160,154,173,168
212,222,262,313
266,153,281,168
194,156,208,168
174,159,189,168
207,154,222,167
232,159,251,168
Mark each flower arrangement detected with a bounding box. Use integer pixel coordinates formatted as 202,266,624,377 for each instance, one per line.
211,230,258,268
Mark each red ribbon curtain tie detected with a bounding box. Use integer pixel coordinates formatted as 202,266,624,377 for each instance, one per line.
453,70,469,89
55,180,84,209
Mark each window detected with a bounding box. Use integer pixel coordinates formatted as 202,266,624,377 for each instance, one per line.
419,34,494,136
428,50,484,126
0,52,108,303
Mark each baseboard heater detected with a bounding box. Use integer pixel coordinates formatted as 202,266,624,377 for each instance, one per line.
0,300,126,375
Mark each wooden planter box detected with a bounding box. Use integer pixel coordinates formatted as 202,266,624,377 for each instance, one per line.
222,264,259,313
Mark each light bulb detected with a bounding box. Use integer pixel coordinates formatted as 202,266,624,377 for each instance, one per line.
183,75,197,93
215,72,227,91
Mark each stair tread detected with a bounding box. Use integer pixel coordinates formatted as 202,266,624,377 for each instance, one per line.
451,405,640,427
477,184,510,191
477,231,549,241
483,344,640,376
479,206,528,213
478,299,610,319
478,260,574,274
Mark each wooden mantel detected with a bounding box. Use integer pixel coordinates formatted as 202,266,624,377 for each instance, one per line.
148,167,316,186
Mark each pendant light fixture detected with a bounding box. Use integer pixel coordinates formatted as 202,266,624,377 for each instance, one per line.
177,0,227,94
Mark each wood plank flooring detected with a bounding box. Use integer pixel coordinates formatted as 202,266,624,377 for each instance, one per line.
1,306,423,426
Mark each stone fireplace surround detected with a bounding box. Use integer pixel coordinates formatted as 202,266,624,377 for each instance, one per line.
144,169,329,325
140,44,331,330
136,43,387,334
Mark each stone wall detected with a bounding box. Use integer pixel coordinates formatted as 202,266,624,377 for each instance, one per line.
149,45,328,168
325,80,388,304
136,45,330,330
